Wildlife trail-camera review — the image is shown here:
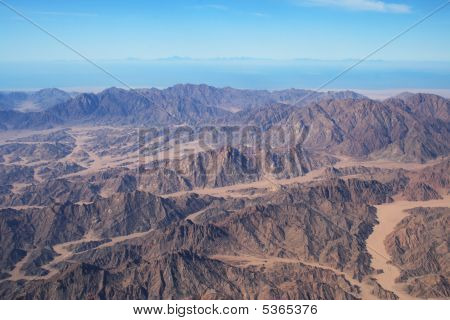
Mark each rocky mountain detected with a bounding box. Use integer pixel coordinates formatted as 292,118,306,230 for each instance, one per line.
142,144,337,190
0,88,73,112
385,207,449,298
402,182,442,201
280,96,450,162
0,109,64,131
0,250,360,299
0,85,367,130
0,179,382,299
1,86,448,165
139,84,365,112
0,85,448,300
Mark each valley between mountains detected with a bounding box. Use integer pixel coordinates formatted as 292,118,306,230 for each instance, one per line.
0,85,448,299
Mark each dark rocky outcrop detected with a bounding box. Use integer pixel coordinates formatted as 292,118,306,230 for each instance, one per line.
402,182,442,201
385,207,449,298
0,251,359,299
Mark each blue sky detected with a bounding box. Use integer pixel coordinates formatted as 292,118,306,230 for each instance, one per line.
0,0,449,90
1,0,449,61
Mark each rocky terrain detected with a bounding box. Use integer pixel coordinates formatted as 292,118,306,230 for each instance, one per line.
385,207,449,298
0,88,74,112
0,85,448,300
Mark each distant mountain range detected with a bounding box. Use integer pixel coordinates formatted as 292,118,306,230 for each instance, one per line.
0,84,448,163
0,88,74,112
0,84,365,129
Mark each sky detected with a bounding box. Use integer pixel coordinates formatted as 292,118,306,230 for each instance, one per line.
0,0,449,90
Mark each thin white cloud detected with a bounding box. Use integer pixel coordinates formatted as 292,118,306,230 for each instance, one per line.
193,4,229,11
191,4,269,18
293,0,411,13
251,12,270,17
206,4,229,10
33,11,98,17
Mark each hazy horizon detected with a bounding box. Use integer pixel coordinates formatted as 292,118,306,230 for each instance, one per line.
1,58,449,91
